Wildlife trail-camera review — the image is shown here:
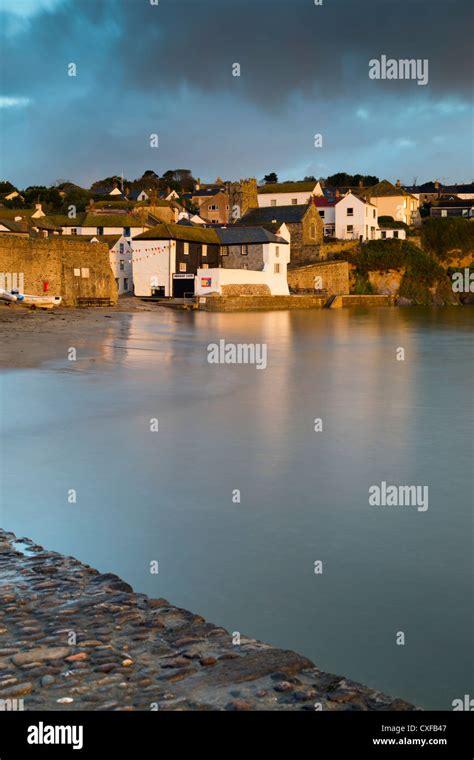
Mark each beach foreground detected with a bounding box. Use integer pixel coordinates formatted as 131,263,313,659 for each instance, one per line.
0,530,416,711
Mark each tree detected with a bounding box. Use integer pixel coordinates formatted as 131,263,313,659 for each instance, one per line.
23,186,62,211
61,187,91,214
0,180,17,195
143,169,159,178
263,172,278,184
303,175,316,182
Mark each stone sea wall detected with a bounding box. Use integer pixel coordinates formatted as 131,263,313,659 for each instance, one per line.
0,530,416,711
0,237,117,306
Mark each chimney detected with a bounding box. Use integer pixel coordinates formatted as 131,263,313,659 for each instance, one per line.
359,180,363,188
434,180,440,189
396,179,401,188
335,189,340,198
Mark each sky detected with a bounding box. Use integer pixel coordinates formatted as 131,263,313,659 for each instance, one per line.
0,0,473,189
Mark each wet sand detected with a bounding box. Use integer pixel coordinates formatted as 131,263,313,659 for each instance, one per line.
0,299,161,369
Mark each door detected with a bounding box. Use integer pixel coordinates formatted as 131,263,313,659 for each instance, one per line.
173,277,194,298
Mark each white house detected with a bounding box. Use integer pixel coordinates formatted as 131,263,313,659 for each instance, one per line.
209,224,291,295
91,235,133,294
335,192,378,241
314,197,336,237
258,181,324,208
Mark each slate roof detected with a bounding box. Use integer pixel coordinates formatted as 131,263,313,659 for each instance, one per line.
359,180,415,199
235,204,310,226
0,218,27,232
81,214,143,228
258,181,317,194
313,197,336,208
216,226,288,245
133,223,220,244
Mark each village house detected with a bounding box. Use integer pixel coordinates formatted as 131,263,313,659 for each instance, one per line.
313,197,337,237
190,188,230,224
127,189,149,202
257,180,324,208
92,235,133,294
334,192,378,241
196,225,290,297
357,179,419,225
375,221,407,240
132,223,220,298
429,195,473,218
236,202,323,264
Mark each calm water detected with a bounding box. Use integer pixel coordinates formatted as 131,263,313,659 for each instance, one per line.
1,307,472,709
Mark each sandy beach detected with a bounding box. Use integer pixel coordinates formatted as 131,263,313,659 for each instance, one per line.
0,298,164,369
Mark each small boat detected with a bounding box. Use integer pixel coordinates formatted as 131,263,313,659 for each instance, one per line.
4,289,62,309
0,288,18,303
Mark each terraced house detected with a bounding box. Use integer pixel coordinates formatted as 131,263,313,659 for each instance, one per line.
132,223,220,298
235,202,323,264
257,180,323,207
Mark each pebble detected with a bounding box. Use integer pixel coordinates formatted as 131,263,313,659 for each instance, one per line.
57,697,74,704
12,646,70,665
40,675,55,687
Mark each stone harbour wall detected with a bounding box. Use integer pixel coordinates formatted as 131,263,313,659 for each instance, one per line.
288,261,350,295
0,529,417,711
0,237,117,307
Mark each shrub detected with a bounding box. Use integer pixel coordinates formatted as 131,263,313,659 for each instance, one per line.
420,217,474,260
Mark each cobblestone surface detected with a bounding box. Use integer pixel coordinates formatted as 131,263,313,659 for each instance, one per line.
0,530,417,711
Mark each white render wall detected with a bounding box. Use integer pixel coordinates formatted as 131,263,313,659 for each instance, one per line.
335,194,378,241
258,191,313,208
196,266,289,296
107,236,133,293
375,228,407,240
132,239,175,297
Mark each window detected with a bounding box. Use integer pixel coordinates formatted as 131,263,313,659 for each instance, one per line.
97,227,103,235
209,204,219,211
347,225,354,233
221,247,228,256
81,268,90,278
183,242,189,254
393,231,399,239
291,198,297,205
71,228,77,235
123,278,129,290
201,263,209,269
275,246,280,257
310,223,316,239
179,263,186,272
270,199,276,207
373,209,376,218
226,205,230,211
274,263,280,274
319,210,325,218
441,209,447,217
74,268,81,277
119,243,124,254
462,209,468,216
202,244,207,257
381,231,387,239
242,263,248,269
241,245,248,255
124,227,131,237
347,208,354,216
120,260,125,271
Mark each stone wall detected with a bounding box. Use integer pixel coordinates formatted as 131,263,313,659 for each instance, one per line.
226,178,258,219
0,237,117,306
220,284,271,296
288,205,324,264
199,295,327,311
288,261,350,295
320,240,359,259
221,243,263,270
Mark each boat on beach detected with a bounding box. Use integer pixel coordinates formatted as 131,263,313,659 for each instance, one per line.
0,289,62,309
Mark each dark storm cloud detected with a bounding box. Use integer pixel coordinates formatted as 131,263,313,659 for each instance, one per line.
0,0,472,186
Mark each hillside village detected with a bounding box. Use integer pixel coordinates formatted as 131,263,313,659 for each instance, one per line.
0,171,473,309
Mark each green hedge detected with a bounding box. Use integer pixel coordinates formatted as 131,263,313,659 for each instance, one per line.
420,217,474,260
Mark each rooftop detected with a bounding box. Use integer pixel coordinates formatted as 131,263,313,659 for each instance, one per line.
236,204,311,226
258,181,317,195
133,222,221,244
216,226,288,245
